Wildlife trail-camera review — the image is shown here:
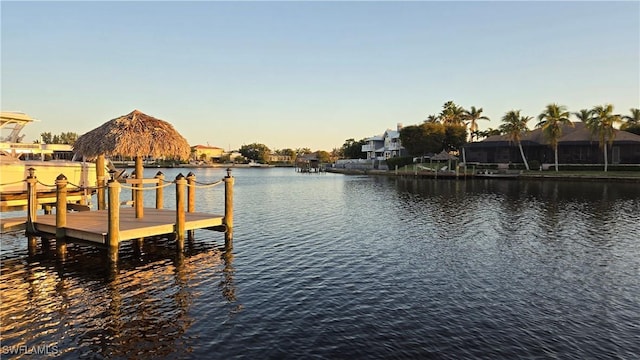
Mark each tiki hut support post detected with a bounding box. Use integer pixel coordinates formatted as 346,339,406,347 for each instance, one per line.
135,156,144,218
155,171,164,209
130,171,135,206
55,174,68,259
175,173,186,251
224,168,234,247
96,155,106,210
107,179,121,263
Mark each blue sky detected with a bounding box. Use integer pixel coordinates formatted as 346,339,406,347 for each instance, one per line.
2,1,639,152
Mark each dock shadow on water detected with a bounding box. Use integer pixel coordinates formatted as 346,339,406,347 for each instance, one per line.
0,231,237,359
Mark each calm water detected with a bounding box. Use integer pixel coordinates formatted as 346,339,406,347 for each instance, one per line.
1,168,639,359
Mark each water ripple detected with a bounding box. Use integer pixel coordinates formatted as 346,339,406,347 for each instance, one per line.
2,170,639,359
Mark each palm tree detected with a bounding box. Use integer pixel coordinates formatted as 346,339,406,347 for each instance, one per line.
439,101,466,125
621,108,640,131
424,114,439,123
574,108,593,124
499,110,531,170
536,103,572,172
464,106,490,141
588,104,622,172
470,129,482,141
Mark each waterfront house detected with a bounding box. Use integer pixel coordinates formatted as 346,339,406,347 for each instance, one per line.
191,145,224,163
362,123,407,160
464,122,640,166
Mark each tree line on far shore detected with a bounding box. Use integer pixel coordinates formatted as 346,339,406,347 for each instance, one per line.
389,101,639,172
29,103,640,170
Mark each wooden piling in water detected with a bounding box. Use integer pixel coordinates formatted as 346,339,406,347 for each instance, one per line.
97,155,106,210
107,179,121,263
135,157,144,218
224,168,234,245
155,171,164,209
55,174,68,259
187,172,196,213
175,173,186,250
28,236,37,257
186,172,196,239
26,169,38,231
26,169,38,255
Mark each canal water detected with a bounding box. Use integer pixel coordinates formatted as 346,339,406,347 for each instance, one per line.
1,168,639,359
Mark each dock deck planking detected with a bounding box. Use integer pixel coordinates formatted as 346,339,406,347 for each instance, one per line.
0,216,27,232
31,207,224,244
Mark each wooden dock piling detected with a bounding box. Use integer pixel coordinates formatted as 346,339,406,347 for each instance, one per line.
107,179,121,262
26,169,38,255
135,158,144,218
175,173,186,250
187,172,196,213
155,171,164,209
97,155,106,210
26,169,38,233
55,174,68,259
186,172,196,240
224,168,234,247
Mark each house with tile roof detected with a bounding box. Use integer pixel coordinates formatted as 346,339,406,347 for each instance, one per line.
464,122,640,166
191,145,225,162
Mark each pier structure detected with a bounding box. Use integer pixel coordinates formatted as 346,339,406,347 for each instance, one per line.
4,167,234,263
295,157,324,173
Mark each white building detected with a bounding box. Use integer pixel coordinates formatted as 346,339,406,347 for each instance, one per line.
362,123,406,160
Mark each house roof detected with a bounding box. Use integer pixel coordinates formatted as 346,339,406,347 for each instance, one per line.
384,130,400,139
192,144,223,150
474,122,640,146
365,135,384,141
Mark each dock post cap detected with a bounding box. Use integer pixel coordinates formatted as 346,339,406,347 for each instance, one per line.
176,173,185,180
56,174,68,181
186,171,195,177
155,171,164,177
108,169,117,182
226,168,232,177
27,167,36,178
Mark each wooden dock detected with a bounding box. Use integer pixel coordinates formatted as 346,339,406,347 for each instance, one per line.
31,207,224,245
4,168,234,263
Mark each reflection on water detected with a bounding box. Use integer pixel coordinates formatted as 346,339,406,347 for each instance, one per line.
1,234,235,359
1,168,639,359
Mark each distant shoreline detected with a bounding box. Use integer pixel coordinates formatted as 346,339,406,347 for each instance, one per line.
118,163,295,169
325,167,640,183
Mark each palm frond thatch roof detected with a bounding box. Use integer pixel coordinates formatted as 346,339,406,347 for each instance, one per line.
73,110,191,160
431,150,458,161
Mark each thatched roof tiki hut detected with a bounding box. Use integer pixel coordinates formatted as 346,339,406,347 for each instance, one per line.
74,110,191,217
430,150,458,171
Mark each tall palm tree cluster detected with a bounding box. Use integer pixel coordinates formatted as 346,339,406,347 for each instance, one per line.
424,101,490,142
419,101,638,172
498,104,637,172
